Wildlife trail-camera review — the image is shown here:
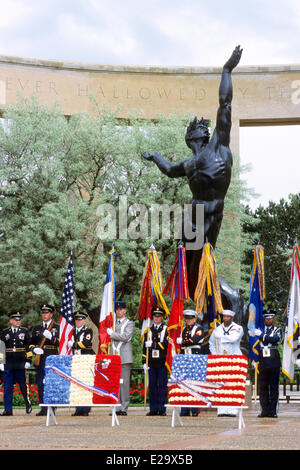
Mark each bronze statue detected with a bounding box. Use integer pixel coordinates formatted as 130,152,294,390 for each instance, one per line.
143,46,243,300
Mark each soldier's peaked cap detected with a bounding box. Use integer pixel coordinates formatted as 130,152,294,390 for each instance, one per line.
74,311,88,320
152,307,165,317
263,309,276,318
40,304,54,313
9,310,22,319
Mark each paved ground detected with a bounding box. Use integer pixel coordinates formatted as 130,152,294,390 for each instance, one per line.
0,401,299,452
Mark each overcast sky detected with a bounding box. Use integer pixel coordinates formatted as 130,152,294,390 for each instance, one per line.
0,0,299,209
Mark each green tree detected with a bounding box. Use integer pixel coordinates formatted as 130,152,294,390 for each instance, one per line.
0,96,256,344
242,193,300,328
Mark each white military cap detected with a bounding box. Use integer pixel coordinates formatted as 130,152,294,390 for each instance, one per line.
222,309,235,317
183,309,197,317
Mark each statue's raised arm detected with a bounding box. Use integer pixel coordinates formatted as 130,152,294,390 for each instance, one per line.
214,45,243,147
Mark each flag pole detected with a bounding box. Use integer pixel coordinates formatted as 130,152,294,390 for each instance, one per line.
144,330,149,409
144,244,155,409
109,245,115,355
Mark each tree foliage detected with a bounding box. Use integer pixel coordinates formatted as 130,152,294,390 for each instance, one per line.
0,96,255,338
242,193,300,328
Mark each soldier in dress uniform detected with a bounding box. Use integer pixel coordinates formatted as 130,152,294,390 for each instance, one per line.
209,309,244,417
68,311,95,416
177,309,209,417
0,311,32,416
143,307,169,416
255,309,282,418
107,300,135,416
30,304,59,416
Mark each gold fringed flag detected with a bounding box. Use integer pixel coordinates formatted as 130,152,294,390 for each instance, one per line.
163,244,189,374
194,243,223,333
137,244,170,341
137,244,170,407
247,245,265,367
282,244,300,382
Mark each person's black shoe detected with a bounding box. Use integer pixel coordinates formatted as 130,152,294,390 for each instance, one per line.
180,412,190,417
257,413,268,418
158,411,166,416
72,411,83,416
146,411,158,416
117,411,127,416
268,414,278,418
1,410,13,416
192,412,198,417
26,404,32,414
36,409,47,416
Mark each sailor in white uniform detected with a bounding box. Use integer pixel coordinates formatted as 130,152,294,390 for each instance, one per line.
209,309,244,417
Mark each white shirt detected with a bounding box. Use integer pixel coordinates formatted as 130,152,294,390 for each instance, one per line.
209,321,244,355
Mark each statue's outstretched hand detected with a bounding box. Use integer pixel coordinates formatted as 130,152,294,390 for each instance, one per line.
224,45,243,72
142,152,154,161
142,152,163,161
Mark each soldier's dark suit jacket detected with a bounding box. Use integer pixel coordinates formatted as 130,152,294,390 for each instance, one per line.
142,323,169,368
258,324,282,369
30,322,59,367
0,327,31,370
72,326,95,355
180,324,208,354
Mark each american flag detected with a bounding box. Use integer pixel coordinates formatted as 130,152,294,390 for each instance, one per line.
168,354,248,407
59,254,74,355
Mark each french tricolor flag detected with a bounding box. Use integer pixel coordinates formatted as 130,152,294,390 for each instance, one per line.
98,248,115,353
43,354,121,405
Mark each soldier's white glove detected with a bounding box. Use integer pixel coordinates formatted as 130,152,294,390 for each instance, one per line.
43,330,52,340
67,339,74,349
145,340,152,348
33,348,44,355
143,364,149,372
296,359,300,368
107,328,113,336
214,330,222,339
176,337,182,344
0,364,4,371
298,337,300,345
255,329,262,336
25,362,31,369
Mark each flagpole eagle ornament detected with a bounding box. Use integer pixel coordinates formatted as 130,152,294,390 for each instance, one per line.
142,45,244,316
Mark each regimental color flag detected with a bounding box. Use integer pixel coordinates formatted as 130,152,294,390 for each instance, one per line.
137,245,170,342
98,248,115,354
248,245,265,367
194,243,223,333
163,244,189,373
282,244,300,382
168,354,248,408
59,253,75,355
43,354,121,405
